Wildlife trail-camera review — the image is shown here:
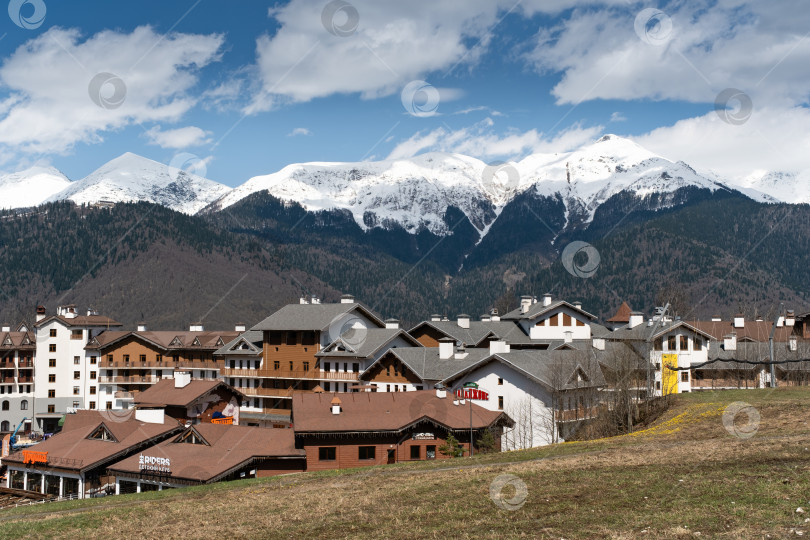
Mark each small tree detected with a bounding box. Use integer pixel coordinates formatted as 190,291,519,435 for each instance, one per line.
476,428,497,454
439,433,466,458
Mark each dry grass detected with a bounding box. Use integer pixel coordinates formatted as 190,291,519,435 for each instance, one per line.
3,387,810,539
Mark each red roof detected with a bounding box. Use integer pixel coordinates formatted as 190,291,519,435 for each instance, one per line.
607,302,632,323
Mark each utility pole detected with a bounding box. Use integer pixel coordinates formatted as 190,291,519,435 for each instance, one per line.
469,398,473,458
768,303,783,388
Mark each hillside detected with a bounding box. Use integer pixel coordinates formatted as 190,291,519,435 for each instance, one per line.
0,196,808,328
1,389,809,538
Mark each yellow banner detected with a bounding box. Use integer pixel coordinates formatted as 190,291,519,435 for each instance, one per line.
662,353,679,396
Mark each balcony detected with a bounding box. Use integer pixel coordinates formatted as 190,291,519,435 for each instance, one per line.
17,360,33,368
239,387,294,398
98,375,158,384
240,407,291,418
17,376,33,384
220,368,359,381
0,375,14,384
0,362,14,370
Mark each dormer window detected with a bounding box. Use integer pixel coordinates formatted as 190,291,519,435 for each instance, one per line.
88,424,117,442
175,428,208,446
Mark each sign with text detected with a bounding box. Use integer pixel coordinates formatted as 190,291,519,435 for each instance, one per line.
455,384,489,401
139,454,171,473
412,432,435,440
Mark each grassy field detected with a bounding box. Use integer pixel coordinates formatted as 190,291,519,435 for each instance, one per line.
2,388,810,539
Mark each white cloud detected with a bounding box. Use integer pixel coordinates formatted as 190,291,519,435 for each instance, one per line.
287,127,312,137
247,0,525,112
144,125,211,149
633,105,810,182
610,111,626,122
387,118,603,161
528,1,810,108
0,26,224,161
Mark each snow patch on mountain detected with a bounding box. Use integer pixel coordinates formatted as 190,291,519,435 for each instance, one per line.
0,166,71,209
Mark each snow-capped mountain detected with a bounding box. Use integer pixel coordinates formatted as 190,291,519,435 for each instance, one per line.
0,166,72,210
43,153,231,215
210,135,734,238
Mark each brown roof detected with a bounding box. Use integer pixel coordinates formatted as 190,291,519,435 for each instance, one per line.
107,424,304,483
87,330,240,351
3,411,181,472
0,331,35,350
688,320,801,342
292,391,510,433
35,315,122,328
134,379,244,408
607,302,632,323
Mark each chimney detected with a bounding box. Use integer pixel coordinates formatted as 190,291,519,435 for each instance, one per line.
235,323,246,332
724,332,737,351
438,338,454,360
385,318,399,330
573,301,582,310
86,308,99,317
299,296,309,304
189,322,204,332
481,314,491,322
137,323,147,332
435,386,447,399
58,305,77,319
520,296,532,314
777,316,785,328
135,408,164,424
36,306,46,322
790,336,798,351
311,295,320,305
330,397,342,414
340,294,355,304
489,340,510,354
174,370,191,388
542,293,552,307
430,314,441,322
786,310,795,327
441,315,449,322
1,325,9,333
454,344,468,360
733,314,745,328
592,337,605,350
628,312,644,329
564,331,573,344
755,315,763,322
490,308,500,322
711,315,721,322
457,314,470,329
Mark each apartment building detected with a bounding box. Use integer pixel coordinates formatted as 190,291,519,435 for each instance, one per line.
0,323,35,434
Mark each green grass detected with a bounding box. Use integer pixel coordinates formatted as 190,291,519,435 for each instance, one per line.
2,387,810,538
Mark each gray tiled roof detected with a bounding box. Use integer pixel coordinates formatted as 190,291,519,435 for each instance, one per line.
214,330,263,356
317,328,421,358
501,300,597,321
605,320,713,342
251,302,384,332
701,340,810,371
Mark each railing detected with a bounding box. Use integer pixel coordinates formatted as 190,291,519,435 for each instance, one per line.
16,376,33,383
555,406,601,422
174,361,222,370
240,407,291,417
22,450,48,464
0,363,14,369
103,360,221,370
210,417,233,425
17,360,33,368
220,368,359,381
98,375,157,384
239,387,294,398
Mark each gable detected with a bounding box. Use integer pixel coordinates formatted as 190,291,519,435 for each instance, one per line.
169,336,183,347
174,427,209,446
87,423,118,442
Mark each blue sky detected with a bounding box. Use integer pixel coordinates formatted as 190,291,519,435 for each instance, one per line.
0,0,807,186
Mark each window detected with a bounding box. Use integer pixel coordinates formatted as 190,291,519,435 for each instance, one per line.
89,401,96,409
303,361,310,371
563,313,572,326
549,314,559,326
74,371,81,380
324,362,330,372
88,425,116,441
48,344,56,352
498,396,504,410
90,371,96,380
655,381,661,390
70,329,82,340
72,400,80,408
273,360,279,370
410,446,421,460
654,338,663,351
107,354,113,363
358,446,375,460
386,384,390,392
89,386,96,395
177,429,208,445
73,386,80,395
1,400,7,411
318,447,336,461
680,335,688,350
173,355,179,363
48,389,55,398
352,363,359,373
48,374,55,383
576,318,585,327
49,329,57,337
74,356,80,365
289,361,294,371
324,382,330,392
681,372,689,383
426,445,436,459
49,359,56,368
285,332,297,346
106,402,112,410
695,339,703,351
20,400,27,410
139,354,146,363
47,405,55,413
156,354,162,363
498,377,503,386
90,356,97,365
667,336,677,351
123,354,130,363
